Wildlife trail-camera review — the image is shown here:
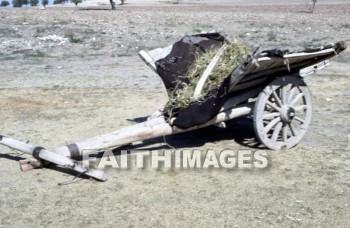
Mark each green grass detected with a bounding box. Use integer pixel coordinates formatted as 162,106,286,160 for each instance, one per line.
166,41,249,116
24,50,46,58
64,30,83,44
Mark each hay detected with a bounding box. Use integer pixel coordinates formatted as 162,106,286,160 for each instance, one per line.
166,41,249,113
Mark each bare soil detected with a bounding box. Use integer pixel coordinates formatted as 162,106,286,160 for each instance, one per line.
0,1,349,227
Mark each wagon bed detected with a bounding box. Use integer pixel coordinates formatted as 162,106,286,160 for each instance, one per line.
140,40,346,93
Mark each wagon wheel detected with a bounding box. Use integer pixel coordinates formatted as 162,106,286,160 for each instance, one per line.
253,76,312,150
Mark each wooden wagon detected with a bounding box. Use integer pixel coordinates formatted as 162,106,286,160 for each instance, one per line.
0,35,347,181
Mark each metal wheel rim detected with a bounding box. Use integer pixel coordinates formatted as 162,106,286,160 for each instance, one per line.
253,76,312,150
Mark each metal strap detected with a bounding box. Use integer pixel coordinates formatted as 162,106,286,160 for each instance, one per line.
32,147,45,168
67,143,80,159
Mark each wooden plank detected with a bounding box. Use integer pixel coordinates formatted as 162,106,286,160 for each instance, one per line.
194,44,227,99
245,47,336,76
138,45,173,72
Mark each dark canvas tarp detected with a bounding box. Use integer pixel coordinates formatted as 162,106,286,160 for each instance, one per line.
154,33,233,129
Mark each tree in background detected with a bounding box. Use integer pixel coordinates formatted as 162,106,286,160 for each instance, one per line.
22,0,28,6
0,0,9,7
310,0,317,13
110,0,126,10
71,0,81,6
42,0,47,7
110,0,115,10
30,0,38,6
53,0,62,4
12,0,22,7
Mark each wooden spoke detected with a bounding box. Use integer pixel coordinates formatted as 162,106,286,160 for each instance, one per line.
264,117,281,133
287,86,297,104
282,124,288,142
294,116,305,124
289,93,304,106
263,112,280,119
288,123,296,136
294,105,308,111
271,122,283,142
266,101,281,112
280,86,286,105
272,90,283,108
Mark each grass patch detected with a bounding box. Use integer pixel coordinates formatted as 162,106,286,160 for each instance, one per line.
267,31,277,42
192,23,214,33
238,33,247,39
165,16,179,27
24,50,46,58
340,23,350,29
64,30,83,44
0,56,17,61
33,27,46,38
166,41,249,112
117,52,132,57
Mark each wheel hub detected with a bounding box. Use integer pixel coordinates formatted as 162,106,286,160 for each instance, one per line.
280,106,295,123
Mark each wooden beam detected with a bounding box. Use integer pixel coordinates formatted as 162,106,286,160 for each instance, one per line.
0,136,107,181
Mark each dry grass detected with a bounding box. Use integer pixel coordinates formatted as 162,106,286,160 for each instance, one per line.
166,41,249,113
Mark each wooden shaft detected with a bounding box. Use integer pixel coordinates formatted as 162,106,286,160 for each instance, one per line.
54,116,166,156
0,136,107,181
54,104,253,158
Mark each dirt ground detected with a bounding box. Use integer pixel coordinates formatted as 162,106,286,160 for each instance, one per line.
0,0,350,227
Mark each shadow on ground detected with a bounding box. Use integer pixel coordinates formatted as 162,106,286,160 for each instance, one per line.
116,115,263,154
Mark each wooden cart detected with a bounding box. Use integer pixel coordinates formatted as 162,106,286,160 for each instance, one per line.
0,40,347,181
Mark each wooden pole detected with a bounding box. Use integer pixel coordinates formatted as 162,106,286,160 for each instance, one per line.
194,44,227,99
0,136,107,181
54,102,254,159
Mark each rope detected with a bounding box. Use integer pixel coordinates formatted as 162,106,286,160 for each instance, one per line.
163,135,176,150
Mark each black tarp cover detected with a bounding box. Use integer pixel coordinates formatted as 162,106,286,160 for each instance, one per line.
155,33,234,129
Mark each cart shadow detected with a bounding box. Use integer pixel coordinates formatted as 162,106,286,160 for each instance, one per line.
0,153,93,182
0,116,261,182
296,10,314,14
0,153,24,162
46,165,93,182
116,115,262,153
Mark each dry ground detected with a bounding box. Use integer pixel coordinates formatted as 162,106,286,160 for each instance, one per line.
0,1,350,227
